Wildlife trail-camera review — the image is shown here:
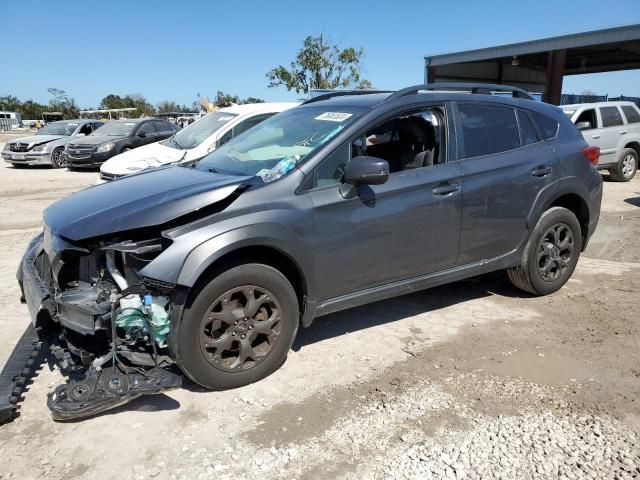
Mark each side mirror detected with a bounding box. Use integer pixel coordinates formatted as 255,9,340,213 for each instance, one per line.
137,131,147,138
76,133,86,137
339,156,389,199
575,121,591,131
344,156,389,186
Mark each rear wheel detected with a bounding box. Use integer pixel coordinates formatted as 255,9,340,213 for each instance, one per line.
609,148,637,182
508,207,582,295
50,147,65,168
176,263,299,389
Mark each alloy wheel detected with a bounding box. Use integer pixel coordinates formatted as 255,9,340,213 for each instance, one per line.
536,223,574,282
199,286,282,372
52,149,66,168
622,154,636,178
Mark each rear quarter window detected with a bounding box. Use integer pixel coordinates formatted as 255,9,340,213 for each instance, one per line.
622,105,640,124
532,112,559,139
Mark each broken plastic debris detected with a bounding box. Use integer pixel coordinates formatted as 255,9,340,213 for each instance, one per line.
257,155,300,183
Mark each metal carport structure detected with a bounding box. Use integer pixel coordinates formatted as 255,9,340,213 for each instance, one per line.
424,24,640,104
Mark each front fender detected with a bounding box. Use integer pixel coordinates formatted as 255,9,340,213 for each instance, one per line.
175,222,315,292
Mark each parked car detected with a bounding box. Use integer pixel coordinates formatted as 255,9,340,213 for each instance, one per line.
562,101,640,181
14,84,603,418
98,103,298,182
64,118,179,169
1,120,103,168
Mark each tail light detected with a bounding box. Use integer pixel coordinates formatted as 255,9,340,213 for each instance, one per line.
581,146,600,166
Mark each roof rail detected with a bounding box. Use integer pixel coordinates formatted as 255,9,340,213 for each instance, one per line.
301,89,393,105
386,83,535,101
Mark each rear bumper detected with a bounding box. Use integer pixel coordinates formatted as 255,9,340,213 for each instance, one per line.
583,174,603,251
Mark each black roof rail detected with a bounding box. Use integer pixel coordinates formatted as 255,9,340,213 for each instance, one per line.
301,89,393,105
386,83,535,101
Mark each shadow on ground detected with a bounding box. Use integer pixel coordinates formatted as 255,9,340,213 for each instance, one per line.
624,196,640,207
293,270,528,351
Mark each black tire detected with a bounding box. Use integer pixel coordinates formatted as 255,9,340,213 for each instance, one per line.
50,147,65,168
508,207,582,296
609,148,638,182
176,263,299,390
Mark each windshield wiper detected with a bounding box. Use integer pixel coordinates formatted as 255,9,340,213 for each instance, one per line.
170,136,183,149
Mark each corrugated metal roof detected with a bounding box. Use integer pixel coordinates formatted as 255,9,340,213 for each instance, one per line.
425,24,640,66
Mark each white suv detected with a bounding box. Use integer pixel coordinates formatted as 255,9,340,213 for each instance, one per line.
562,101,640,181
98,102,299,181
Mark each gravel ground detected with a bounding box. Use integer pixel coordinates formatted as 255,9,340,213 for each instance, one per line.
0,135,639,479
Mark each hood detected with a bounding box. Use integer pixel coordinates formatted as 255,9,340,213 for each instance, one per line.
45,166,250,241
69,135,125,146
100,142,183,175
8,134,65,147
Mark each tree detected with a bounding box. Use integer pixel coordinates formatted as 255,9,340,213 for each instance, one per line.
266,34,371,94
242,96,265,104
214,91,239,107
47,88,79,118
100,93,155,117
157,100,193,113
580,89,599,96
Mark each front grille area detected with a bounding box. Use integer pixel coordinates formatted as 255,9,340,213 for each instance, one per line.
142,276,176,291
67,144,96,155
9,142,30,152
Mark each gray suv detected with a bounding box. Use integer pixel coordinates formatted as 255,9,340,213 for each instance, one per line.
7,84,603,420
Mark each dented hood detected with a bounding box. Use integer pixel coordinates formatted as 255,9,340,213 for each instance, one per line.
45,165,250,241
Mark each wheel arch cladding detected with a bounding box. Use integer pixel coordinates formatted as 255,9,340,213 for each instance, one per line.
549,193,590,247
185,245,307,319
624,141,640,161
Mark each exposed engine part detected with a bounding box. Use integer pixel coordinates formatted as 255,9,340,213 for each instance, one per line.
47,365,182,421
0,324,46,425
116,294,170,348
106,250,128,291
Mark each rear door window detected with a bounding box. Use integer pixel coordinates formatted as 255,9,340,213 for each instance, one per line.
622,106,640,124
517,110,540,146
458,104,520,158
600,106,624,128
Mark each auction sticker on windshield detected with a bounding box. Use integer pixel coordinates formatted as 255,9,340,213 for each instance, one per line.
315,112,353,122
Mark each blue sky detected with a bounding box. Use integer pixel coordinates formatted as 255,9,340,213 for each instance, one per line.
2,0,639,108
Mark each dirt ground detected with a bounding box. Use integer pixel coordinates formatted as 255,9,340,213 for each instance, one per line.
0,133,639,479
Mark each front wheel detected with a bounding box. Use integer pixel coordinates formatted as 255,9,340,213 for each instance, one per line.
609,148,638,182
176,264,299,390
508,207,582,295
50,147,65,168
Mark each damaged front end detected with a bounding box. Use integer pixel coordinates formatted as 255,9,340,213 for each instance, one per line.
7,229,183,421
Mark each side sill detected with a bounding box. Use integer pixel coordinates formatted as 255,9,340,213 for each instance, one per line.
313,250,520,319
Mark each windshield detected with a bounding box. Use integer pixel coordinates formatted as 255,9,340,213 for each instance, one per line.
93,121,137,136
37,122,79,136
163,111,238,150
194,106,365,178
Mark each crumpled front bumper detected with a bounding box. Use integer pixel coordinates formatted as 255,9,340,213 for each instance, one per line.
17,232,52,329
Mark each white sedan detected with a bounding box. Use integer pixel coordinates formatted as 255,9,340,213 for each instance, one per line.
98,102,298,182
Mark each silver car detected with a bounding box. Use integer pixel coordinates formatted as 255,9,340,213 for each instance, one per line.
562,101,640,181
1,120,103,168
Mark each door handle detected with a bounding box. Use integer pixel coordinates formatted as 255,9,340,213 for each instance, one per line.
432,183,460,196
592,135,600,139
620,130,628,135
532,166,552,177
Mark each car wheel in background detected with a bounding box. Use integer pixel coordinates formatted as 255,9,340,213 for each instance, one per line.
176,263,299,390
609,148,638,182
508,207,582,296
50,147,66,168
